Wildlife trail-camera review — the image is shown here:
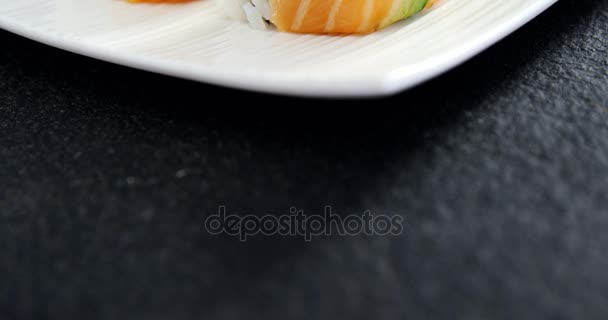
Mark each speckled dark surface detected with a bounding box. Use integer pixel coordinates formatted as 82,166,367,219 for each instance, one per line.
1,0,608,319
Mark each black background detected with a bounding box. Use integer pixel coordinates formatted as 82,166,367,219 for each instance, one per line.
1,0,608,319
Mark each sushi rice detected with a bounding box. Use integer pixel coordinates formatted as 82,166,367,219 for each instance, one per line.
221,0,271,30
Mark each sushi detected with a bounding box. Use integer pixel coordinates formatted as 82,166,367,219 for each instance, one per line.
126,0,438,34
228,0,439,34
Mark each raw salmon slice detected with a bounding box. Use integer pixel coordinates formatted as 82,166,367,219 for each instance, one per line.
270,0,430,34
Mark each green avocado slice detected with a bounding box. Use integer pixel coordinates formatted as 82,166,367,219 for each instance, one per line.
379,0,429,29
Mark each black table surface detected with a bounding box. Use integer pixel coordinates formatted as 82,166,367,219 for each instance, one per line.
1,0,608,319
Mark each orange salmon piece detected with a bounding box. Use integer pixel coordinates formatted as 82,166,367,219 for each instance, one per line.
299,0,334,33
270,0,302,32
271,0,393,34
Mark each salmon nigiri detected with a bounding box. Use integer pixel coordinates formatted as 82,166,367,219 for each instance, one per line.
236,0,438,34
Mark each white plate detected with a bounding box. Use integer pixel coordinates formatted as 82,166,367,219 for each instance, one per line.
0,0,557,97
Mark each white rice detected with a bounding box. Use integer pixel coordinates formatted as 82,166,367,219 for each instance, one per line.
221,0,272,30
242,2,267,30
251,0,272,20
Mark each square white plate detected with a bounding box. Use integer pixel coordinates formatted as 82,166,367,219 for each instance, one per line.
0,0,557,97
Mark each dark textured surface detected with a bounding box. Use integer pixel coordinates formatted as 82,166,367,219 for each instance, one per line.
1,0,608,319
